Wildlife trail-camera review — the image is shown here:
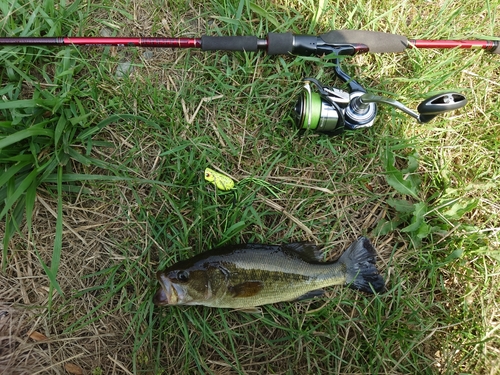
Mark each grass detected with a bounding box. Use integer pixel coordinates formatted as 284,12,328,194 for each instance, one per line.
1,0,499,374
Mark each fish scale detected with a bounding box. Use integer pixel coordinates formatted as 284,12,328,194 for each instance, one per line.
209,259,342,308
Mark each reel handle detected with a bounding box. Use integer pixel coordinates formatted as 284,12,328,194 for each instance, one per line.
416,93,468,123
346,91,468,126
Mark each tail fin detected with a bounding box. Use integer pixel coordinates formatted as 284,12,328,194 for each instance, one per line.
339,237,385,294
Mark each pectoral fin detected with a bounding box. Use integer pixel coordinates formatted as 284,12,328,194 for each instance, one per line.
229,281,264,298
294,289,325,301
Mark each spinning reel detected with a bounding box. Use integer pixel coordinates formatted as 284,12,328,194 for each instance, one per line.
293,47,468,135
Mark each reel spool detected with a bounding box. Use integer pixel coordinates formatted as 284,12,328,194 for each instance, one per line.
293,78,348,135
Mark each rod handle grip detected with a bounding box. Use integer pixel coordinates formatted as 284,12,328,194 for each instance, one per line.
267,32,294,54
201,35,258,52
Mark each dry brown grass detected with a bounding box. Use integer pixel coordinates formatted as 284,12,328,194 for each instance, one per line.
0,187,150,374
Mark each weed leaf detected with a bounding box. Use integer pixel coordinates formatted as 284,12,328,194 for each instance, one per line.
384,148,419,199
441,199,478,220
387,198,415,213
444,248,464,263
249,3,280,28
402,152,419,174
373,219,400,236
402,202,428,233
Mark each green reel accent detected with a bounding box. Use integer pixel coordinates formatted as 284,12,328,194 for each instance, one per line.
301,90,322,130
293,80,343,134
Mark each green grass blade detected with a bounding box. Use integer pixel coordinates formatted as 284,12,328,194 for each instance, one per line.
0,123,54,149
76,114,164,141
0,161,31,187
0,98,58,110
1,196,25,270
48,165,65,299
0,166,40,221
24,175,37,241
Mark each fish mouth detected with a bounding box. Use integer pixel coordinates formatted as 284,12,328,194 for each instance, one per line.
153,273,184,305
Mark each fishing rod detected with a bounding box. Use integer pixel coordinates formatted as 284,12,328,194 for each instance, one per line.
2,30,486,133
0,30,499,54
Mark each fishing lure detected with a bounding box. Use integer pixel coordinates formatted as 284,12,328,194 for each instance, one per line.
204,167,283,199
204,168,235,191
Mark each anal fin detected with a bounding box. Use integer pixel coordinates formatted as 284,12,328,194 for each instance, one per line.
294,289,325,302
232,307,263,314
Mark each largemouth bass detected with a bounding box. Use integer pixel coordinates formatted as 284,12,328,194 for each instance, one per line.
154,237,385,309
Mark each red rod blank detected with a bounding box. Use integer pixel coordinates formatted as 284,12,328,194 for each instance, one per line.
0,37,202,48
64,37,202,48
409,39,498,51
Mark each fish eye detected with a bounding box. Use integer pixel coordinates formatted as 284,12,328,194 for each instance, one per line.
177,271,189,282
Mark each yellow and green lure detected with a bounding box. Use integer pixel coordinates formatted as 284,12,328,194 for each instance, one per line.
204,168,235,191
204,167,282,200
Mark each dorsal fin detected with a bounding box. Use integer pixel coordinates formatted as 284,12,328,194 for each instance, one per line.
281,242,324,262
